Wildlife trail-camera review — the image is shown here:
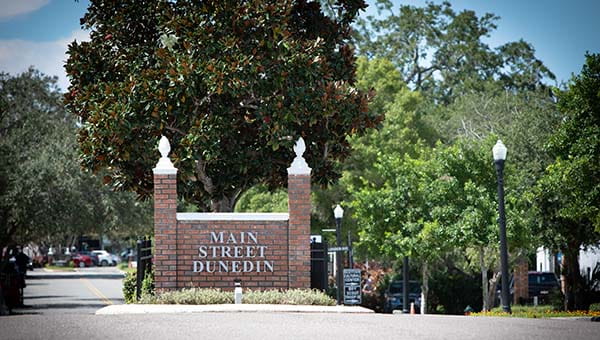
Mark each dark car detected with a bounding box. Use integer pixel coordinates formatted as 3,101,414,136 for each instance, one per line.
384,280,421,313
528,271,560,302
497,271,560,305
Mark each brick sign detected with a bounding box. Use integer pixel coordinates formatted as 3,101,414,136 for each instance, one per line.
152,137,312,291
192,231,274,273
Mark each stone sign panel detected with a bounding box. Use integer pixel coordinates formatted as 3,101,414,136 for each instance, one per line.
175,218,289,289
343,269,362,305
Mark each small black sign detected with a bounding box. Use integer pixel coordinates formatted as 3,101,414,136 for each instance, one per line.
343,269,362,305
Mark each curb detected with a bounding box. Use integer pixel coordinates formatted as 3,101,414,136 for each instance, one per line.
550,316,597,322
96,304,374,315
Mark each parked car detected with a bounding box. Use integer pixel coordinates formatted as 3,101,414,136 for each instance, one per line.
384,280,422,313
496,271,561,305
77,251,99,266
120,249,134,260
72,254,93,268
91,250,117,266
528,271,560,303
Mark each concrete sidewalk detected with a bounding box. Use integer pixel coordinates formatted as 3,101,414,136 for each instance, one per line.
26,268,125,279
96,304,374,315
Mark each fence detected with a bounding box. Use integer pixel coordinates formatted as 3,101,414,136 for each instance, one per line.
310,241,328,291
136,238,153,300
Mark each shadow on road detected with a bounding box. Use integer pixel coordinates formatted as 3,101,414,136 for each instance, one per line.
24,295,70,300
28,274,124,279
18,303,108,309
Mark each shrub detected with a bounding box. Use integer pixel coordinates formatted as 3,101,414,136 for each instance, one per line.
590,303,600,312
244,289,335,305
140,288,233,305
123,271,137,304
141,268,154,299
122,267,154,304
140,288,335,306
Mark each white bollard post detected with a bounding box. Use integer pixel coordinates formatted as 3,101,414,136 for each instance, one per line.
533,296,538,306
234,281,243,304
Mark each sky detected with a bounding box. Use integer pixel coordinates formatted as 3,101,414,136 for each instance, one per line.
0,0,599,92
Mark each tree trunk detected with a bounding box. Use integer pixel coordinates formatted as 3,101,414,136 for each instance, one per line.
210,195,235,212
0,260,9,315
563,242,583,311
480,247,489,311
0,286,8,315
421,262,429,314
487,271,500,309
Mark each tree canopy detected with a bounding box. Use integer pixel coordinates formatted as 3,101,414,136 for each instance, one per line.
0,69,151,260
355,0,554,103
533,53,600,310
65,0,381,212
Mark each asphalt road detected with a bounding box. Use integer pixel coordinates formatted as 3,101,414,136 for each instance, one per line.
12,266,125,315
2,311,600,340
2,268,600,340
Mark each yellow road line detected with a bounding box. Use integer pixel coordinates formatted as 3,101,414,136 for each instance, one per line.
80,278,113,305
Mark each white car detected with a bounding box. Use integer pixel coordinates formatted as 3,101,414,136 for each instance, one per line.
91,250,117,266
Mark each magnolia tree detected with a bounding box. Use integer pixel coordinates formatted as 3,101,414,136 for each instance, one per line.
65,0,381,211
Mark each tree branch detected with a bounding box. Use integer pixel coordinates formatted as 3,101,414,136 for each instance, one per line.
195,158,214,196
165,125,186,136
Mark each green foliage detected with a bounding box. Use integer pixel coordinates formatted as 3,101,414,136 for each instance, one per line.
141,267,155,299
429,86,561,179
350,136,517,262
140,288,233,305
122,271,137,304
0,69,151,257
243,289,335,305
310,56,431,248
544,53,600,231
355,0,554,103
474,305,600,318
65,0,381,212
532,54,600,310
123,267,154,303
428,263,482,314
140,288,335,306
234,184,288,213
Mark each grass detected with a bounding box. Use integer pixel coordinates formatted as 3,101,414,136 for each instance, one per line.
138,288,336,306
117,263,135,274
472,305,600,318
44,265,75,272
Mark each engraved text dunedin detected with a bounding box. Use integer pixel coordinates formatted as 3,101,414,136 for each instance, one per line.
193,231,274,273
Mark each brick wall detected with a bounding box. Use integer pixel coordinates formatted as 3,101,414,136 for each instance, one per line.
176,221,289,289
287,174,311,289
152,137,312,291
153,173,178,291
513,258,529,304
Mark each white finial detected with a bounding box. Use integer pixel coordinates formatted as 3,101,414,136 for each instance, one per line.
153,135,178,174
287,137,311,175
293,137,306,158
159,135,171,158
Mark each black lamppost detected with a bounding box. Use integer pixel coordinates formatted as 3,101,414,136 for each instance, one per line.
403,256,409,314
493,140,511,314
334,204,344,305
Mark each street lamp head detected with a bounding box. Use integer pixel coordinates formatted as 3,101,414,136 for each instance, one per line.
493,140,507,161
333,204,344,219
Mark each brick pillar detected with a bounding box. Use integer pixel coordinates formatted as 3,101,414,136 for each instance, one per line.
153,136,178,291
513,258,529,304
287,137,311,289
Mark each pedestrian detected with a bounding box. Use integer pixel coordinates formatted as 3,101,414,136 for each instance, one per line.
363,273,374,294
15,247,30,277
